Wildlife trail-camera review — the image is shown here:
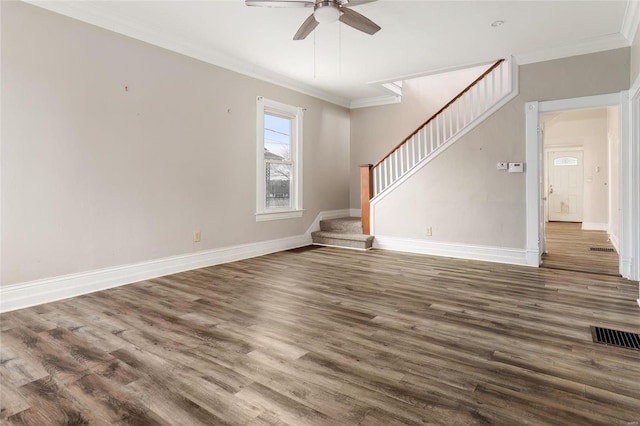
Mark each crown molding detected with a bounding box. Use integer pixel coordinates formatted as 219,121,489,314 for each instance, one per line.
350,95,401,109
515,32,630,65
24,1,352,108
621,0,640,42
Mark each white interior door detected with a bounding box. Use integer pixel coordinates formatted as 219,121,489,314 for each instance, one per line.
547,150,584,222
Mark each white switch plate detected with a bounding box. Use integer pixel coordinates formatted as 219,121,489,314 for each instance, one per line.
508,162,524,173
497,162,508,170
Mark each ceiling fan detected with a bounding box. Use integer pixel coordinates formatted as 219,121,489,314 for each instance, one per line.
245,0,381,40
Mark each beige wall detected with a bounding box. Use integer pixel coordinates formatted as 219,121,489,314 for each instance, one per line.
349,64,489,208
632,22,640,87
1,1,350,285
542,109,610,226
368,49,630,249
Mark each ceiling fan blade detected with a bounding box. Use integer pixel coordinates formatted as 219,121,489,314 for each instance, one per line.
342,0,378,7
245,0,313,7
339,7,381,35
293,14,319,40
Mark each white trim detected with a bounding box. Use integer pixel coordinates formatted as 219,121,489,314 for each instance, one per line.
629,88,640,284
0,233,311,313
631,74,640,100
350,95,401,109
526,92,637,281
581,222,608,231
256,210,304,222
525,102,541,266
621,0,640,42
0,208,354,313
539,93,622,113
609,232,620,253
256,97,304,220
373,236,529,267
349,208,361,218
515,33,629,66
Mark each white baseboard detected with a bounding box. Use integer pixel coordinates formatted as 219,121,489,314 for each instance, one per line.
1,209,356,313
1,235,314,314
581,222,608,231
373,236,529,266
349,208,361,218
621,256,632,280
609,232,620,253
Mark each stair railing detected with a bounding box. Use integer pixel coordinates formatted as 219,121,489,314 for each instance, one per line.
360,59,512,234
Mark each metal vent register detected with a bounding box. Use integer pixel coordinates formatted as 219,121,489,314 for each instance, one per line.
589,247,615,252
591,326,640,350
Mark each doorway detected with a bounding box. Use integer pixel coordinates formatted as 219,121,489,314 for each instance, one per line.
539,108,619,276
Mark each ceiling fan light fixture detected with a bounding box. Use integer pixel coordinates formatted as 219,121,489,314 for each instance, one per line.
314,4,340,24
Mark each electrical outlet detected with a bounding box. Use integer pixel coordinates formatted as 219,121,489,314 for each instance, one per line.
193,231,201,242
426,227,432,236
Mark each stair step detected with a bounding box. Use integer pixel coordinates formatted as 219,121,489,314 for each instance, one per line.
319,217,363,233
311,231,374,250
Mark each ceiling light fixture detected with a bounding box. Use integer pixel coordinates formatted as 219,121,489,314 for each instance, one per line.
491,20,505,27
314,2,340,24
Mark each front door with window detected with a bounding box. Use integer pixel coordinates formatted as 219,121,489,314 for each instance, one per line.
547,150,583,222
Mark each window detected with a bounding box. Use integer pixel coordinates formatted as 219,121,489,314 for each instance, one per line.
256,97,303,221
553,156,578,166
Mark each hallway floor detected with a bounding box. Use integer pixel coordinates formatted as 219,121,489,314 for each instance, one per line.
542,222,619,276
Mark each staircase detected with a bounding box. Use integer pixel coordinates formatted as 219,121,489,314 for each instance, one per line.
360,58,517,234
311,217,374,250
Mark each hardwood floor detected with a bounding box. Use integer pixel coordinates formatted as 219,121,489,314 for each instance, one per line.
542,222,620,276
1,246,639,425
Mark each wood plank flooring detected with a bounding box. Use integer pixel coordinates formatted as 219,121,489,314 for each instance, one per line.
1,246,639,425
542,222,620,276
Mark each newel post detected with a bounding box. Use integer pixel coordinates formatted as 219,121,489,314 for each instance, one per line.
360,164,373,235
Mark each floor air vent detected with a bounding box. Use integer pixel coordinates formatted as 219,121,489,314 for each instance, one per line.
591,326,640,350
589,247,615,252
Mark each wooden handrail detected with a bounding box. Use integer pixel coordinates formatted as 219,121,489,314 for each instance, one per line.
373,59,505,169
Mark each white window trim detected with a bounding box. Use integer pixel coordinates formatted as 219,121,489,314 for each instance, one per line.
256,96,304,222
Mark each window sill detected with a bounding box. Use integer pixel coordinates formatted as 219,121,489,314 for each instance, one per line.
256,210,304,222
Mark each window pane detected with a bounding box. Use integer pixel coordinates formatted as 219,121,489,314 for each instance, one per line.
264,114,291,161
265,162,291,209
553,156,578,166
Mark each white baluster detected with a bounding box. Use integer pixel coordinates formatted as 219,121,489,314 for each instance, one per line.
449,106,453,138
394,151,399,181
411,136,416,168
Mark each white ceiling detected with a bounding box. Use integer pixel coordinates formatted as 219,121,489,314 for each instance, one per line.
28,0,640,108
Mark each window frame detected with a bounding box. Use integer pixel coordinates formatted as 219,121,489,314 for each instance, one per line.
255,96,304,221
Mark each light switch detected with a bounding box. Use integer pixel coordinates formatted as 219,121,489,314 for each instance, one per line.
497,162,508,170
508,162,524,173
